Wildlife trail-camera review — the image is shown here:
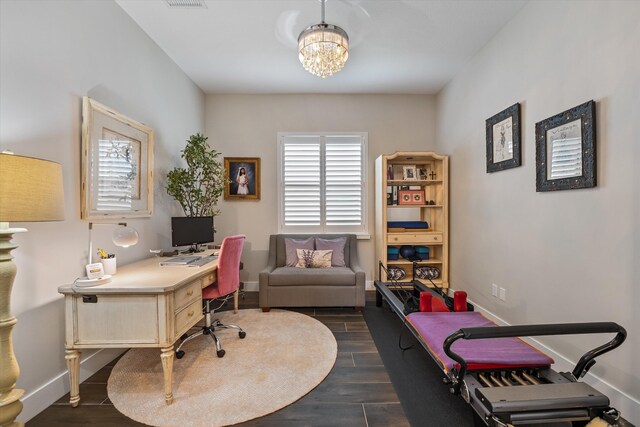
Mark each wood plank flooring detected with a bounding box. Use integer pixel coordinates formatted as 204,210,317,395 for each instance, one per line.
27,292,409,427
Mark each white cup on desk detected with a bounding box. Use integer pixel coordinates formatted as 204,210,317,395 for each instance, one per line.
101,257,117,275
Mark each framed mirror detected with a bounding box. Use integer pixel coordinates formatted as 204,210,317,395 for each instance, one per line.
535,100,596,192
81,97,154,219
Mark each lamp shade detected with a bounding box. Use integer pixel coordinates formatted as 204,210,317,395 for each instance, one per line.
0,153,65,222
112,225,139,248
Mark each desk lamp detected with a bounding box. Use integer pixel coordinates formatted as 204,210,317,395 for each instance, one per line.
0,152,65,427
79,222,139,285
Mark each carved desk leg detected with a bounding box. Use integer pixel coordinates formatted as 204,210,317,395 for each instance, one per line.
65,350,81,407
160,346,174,405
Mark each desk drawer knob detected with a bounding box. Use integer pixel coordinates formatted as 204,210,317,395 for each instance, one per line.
186,290,194,296
188,310,195,317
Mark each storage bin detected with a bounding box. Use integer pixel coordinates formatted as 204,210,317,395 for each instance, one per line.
387,246,399,261
414,246,430,260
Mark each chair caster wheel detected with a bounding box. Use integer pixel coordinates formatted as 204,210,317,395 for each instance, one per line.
175,350,185,359
217,349,226,358
239,331,246,339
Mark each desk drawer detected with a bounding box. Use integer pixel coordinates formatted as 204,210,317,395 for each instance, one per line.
388,233,443,244
174,279,202,311
175,299,202,337
74,295,159,345
202,272,216,288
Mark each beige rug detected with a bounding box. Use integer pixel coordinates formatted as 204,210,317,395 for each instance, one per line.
108,309,337,427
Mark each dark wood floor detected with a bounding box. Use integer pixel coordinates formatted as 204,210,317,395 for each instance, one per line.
28,291,409,427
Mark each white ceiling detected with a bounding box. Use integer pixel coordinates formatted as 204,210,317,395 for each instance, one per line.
116,0,527,94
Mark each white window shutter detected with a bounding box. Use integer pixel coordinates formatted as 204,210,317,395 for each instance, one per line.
282,138,321,227
279,133,367,234
325,136,363,226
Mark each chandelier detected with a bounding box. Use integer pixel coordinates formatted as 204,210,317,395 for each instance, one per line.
298,0,349,78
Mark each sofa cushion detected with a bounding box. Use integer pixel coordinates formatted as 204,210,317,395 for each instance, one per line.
284,237,315,267
295,249,333,268
315,237,347,267
268,267,355,286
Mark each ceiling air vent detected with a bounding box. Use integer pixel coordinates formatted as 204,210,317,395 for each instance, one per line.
165,0,207,8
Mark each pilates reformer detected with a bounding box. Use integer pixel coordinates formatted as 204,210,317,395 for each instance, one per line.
374,262,628,426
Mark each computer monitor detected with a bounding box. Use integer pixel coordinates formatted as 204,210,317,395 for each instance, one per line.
171,216,214,253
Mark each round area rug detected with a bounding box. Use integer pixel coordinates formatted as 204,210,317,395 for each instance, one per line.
108,309,337,427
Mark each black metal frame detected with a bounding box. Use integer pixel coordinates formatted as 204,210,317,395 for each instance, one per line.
444,322,626,394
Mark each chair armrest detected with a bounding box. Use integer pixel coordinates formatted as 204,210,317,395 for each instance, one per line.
348,239,366,307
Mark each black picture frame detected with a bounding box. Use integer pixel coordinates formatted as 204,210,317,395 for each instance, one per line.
486,103,521,173
535,100,596,192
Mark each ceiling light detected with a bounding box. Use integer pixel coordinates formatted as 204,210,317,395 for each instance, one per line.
298,0,349,78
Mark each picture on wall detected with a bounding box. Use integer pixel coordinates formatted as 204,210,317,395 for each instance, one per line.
535,100,596,192
81,96,154,219
486,103,521,173
224,157,260,200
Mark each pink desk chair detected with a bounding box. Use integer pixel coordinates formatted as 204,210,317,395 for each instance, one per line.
175,235,246,358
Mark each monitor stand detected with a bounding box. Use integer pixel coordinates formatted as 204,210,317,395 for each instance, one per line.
188,244,205,253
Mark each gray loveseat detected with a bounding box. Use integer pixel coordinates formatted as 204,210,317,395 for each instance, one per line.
259,234,365,311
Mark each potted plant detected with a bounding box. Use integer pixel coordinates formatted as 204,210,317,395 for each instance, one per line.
167,133,226,218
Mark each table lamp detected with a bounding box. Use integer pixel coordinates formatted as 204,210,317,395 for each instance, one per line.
0,152,65,426
78,222,139,285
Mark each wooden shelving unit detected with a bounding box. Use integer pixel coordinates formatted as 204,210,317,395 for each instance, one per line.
375,152,449,289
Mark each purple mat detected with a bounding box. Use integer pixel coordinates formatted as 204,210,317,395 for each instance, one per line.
407,311,553,372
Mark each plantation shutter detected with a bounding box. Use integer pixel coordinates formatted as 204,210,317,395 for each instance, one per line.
280,133,367,234
282,136,322,227
96,139,135,211
325,136,363,227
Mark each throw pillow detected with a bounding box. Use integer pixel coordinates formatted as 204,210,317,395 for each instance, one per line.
315,237,347,267
284,237,315,267
295,249,333,268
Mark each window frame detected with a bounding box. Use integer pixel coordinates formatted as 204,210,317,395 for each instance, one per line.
277,132,369,237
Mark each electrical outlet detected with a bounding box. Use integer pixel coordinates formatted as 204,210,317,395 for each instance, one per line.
491,284,498,297
499,287,506,301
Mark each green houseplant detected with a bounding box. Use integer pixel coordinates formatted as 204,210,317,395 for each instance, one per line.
167,133,226,217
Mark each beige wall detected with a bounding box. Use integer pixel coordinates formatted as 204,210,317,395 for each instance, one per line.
205,94,437,282
436,0,639,420
0,0,204,420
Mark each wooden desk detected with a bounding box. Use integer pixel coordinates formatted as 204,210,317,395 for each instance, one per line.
58,253,220,406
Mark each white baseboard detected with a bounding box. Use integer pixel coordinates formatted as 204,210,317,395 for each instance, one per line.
19,348,125,423
244,281,377,292
243,281,259,292
468,297,639,423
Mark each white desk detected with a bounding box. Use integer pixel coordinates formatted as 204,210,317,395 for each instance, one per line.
58,252,228,406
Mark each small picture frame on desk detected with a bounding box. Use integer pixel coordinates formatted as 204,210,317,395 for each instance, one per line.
398,189,425,205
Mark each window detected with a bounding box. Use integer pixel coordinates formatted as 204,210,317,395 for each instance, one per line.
278,132,368,235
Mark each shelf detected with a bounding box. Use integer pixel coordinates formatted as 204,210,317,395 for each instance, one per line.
387,259,442,265
387,204,443,208
376,152,449,295
387,179,443,185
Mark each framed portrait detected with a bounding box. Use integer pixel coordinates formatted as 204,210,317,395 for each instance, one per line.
402,165,417,180
486,103,521,173
224,157,260,200
81,97,154,219
398,190,425,205
535,100,596,192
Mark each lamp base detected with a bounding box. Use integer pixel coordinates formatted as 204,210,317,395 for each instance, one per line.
74,275,112,287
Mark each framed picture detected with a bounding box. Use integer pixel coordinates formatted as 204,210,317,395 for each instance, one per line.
535,100,596,192
81,97,154,219
398,189,425,205
486,103,521,173
402,165,417,180
224,157,260,200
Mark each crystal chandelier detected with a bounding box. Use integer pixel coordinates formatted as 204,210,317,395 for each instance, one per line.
298,0,349,78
